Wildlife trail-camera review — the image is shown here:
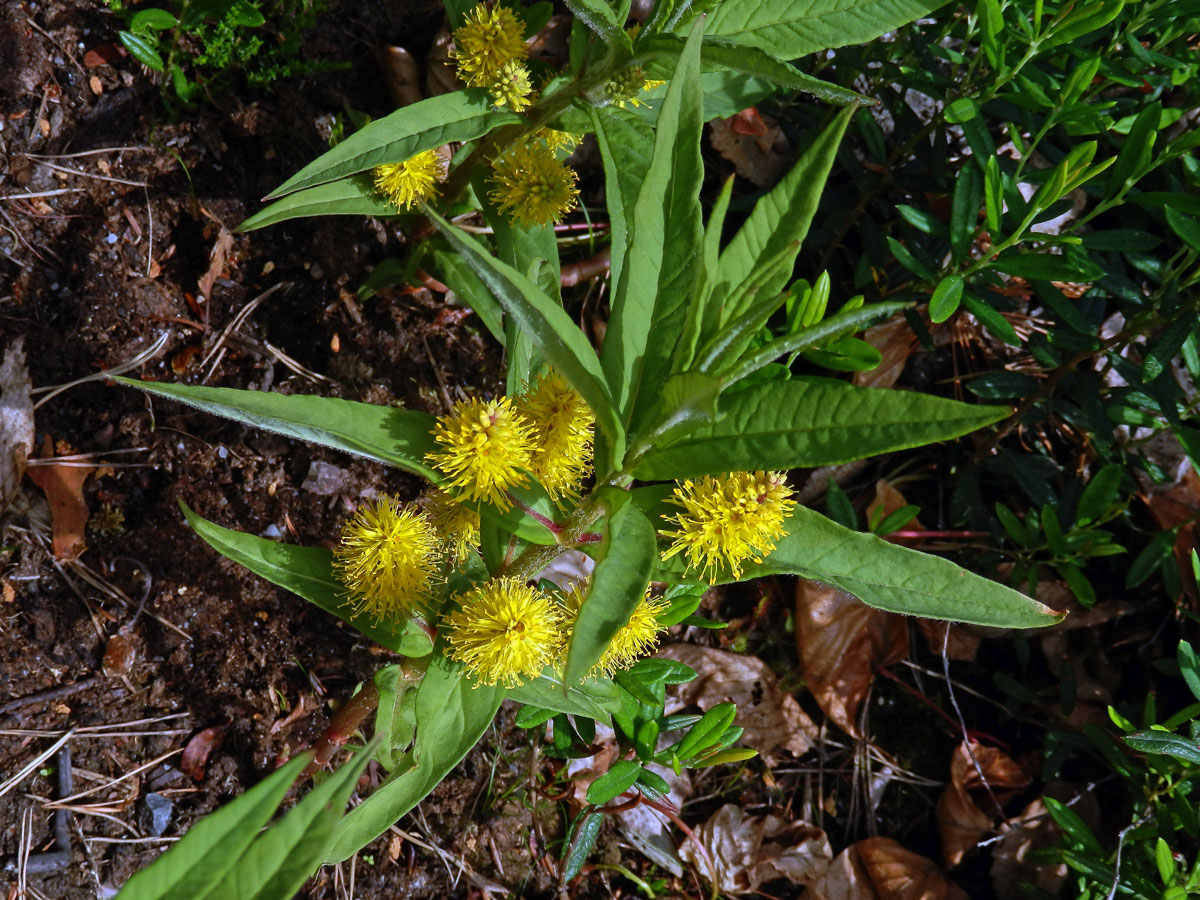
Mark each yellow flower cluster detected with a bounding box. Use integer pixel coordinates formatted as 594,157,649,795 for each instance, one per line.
488,135,580,227
605,65,666,108
443,576,667,687
426,396,537,512
560,583,668,678
661,471,797,583
517,371,594,502
332,495,442,624
373,149,446,211
452,3,534,112
423,488,481,562
425,376,593,512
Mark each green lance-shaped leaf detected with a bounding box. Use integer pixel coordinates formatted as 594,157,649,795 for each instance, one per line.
507,672,625,721
712,105,854,328
116,378,440,480
564,500,657,686
114,754,310,900
564,0,627,48
325,654,504,862
633,377,1009,481
603,18,705,430
426,207,624,460
590,107,655,297
639,35,867,106
181,502,434,657
238,176,399,231
206,741,378,900
698,0,951,58
1124,730,1200,766
704,506,1063,628
266,91,522,198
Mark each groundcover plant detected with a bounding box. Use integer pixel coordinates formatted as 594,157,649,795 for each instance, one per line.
112,0,1067,896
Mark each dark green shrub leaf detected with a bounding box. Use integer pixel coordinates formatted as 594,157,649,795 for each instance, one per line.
1124,729,1200,766
118,31,165,71
929,275,964,323
586,759,642,805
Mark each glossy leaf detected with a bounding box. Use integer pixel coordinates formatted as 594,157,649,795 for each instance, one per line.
267,91,521,198
117,378,440,480
604,20,705,428
586,759,642,805
929,275,965,323
326,654,503,862
239,177,400,231
633,378,1009,480
660,506,1065,628
564,502,656,686
426,209,623,456
507,672,624,721
114,754,310,900
700,0,949,57
208,744,375,900
713,105,854,326
589,107,654,296
181,503,435,656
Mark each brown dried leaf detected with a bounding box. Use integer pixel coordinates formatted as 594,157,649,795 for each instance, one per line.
795,582,908,737
658,644,817,758
915,619,982,662
374,45,423,108
198,226,234,302
182,725,228,781
809,838,968,900
710,111,792,188
425,26,458,97
27,435,93,560
0,339,33,514
853,317,919,389
678,804,831,894
935,740,1031,867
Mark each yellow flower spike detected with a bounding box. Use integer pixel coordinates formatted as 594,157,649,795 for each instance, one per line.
332,495,442,624
373,150,446,211
488,141,579,226
452,3,529,90
517,371,594,501
426,396,537,512
560,582,668,678
661,471,797,583
444,577,564,687
490,60,534,112
605,65,666,109
422,488,482,563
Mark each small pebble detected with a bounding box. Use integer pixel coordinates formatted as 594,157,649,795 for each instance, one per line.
217,445,228,459
261,523,283,539
138,793,173,836
106,233,118,244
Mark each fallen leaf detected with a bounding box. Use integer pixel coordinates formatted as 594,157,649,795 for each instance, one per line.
83,43,124,66
374,45,423,108
0,339,34,514
425,26,457,97
853,316,919,390
658,644,817,758
795,582,908,737
935,740,1031,867
197,226,234,302
915,619,982,662
26,435,93,560
990,798,1068,898
181,725,228,781
809,838,968,900
710,110,792,188
678,804,832,894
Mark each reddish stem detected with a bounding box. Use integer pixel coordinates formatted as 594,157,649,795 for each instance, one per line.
890,530,990,539
301,680,380,778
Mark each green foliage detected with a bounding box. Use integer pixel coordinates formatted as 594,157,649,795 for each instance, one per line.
1035,634,1200,898
112,0,1153,893
106,0,339,106
116,747,374,900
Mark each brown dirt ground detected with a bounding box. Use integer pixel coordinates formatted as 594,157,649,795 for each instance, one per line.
0,1,582,896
